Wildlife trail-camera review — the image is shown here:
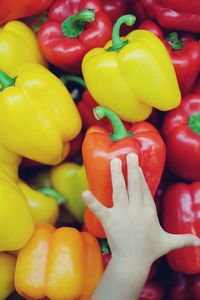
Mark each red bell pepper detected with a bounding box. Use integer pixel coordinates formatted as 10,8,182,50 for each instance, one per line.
163,182,200,274
192,77,200,94
162,94,200,181
139,20,200,96
38,0,112,74
138,282,164,300
0,0,53,25
169,273,193,300
138,0,200,33
100,0,129,24
82,107,166,238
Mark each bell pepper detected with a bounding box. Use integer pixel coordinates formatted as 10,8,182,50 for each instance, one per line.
82,106,166,237
0,252,16,299
138,0,200,33
61,74,128,130
50,162,88,222
169,273,193,300
163,182,200,274
38,0,112,74
82,15,181,122
138,282,164,300
0,167,34,251
0,64,82,165
0,20,46,76
18,181,59,225
0,0,53,25
101,0,130,24
162,94,200,181
15,224,103,300
139,20,200,96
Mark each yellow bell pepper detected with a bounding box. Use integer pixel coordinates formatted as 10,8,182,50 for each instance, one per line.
0,252,16,299
82,15,181,122
0,64,82,164
51,163,88,222
15,224,103,300
0,167,34,251
0,143,21,182
18,181,59,225
0,20,46,76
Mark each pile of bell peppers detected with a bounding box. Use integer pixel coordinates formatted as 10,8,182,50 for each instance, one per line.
1,1,200,299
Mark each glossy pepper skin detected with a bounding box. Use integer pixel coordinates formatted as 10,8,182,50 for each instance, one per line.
162,94,200,181
0,64,82,165
15,224,103,300
139,20,200,96
0,0,53,25
83,107,166,238
163,182,200,274
38,0,112,74
169,273,193,300
18,181,59,225
51,162,88,222
138,282,164,300
0,167,34,251
83,15,181,122
0,21,46,76
0,253,16,299
139,0,200,33
101,0,130,24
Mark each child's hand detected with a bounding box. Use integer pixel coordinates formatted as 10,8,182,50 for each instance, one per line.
82,153,200,269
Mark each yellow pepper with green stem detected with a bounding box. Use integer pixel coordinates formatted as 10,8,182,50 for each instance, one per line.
0,64,82,164
82,15,181,122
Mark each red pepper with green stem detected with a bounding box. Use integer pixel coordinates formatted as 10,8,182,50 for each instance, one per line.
137,0,200,33
162,94,200,181
38,0,112,74
139,20,200,96
82,106,166,238
163,182,200,274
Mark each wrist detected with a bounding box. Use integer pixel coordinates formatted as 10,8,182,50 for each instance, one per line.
110,254,151,281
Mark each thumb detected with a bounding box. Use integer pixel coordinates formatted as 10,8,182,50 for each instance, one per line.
161,232,200,254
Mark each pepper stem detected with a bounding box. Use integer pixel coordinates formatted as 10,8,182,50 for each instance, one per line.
0,70,16,91
94,106,132,141
188,113,200,135
166,32,183,50
38,188,65,205
60,75,86,89
61,9,95,38
106,14,136,52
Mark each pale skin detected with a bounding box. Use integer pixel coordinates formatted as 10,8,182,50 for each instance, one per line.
82,153,200,300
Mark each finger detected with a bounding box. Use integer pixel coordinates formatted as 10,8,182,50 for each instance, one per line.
138,168,156,209
110,158,128,207
127,153,143,207
82,191,108,221
161,232,200,255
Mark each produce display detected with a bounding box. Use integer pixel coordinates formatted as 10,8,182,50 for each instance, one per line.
0,1,200,299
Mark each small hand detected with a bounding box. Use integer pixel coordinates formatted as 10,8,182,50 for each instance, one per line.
82,153,200,269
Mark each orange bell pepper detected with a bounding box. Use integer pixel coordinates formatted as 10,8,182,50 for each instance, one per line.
15,224,103,300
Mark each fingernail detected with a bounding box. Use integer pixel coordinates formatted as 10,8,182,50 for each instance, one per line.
193,240,200,246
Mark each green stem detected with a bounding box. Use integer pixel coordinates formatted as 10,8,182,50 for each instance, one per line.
106,14,136,52
61,9,95,38
166,32,183,50
38,188,65,205
0,70,16,91
60,75,86,89
94,106,132,141
99,239,110,254
188,113,200,135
